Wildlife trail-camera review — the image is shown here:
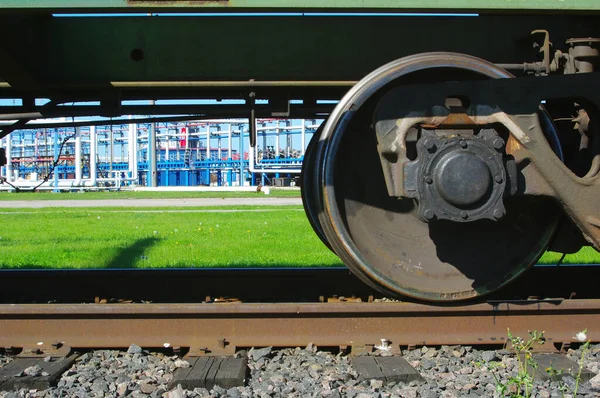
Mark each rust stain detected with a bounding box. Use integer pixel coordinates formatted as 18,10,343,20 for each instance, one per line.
439,113,477,126
505,134,523,156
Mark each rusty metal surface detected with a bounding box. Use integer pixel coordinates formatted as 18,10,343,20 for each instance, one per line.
0,300,598,351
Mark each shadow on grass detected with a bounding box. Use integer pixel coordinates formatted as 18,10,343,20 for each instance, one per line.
106,237,160,269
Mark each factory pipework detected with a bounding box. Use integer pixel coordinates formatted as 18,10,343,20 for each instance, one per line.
1,119,320,190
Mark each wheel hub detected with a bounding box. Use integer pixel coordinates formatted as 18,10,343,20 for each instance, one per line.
405,129,517,222
435,151,492,208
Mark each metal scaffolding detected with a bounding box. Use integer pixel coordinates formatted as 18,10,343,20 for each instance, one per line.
0,119,322,191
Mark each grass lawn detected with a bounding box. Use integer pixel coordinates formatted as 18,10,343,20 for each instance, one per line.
0,205,597,269
539,247,600,265
0,206,341,269
0,189,300,201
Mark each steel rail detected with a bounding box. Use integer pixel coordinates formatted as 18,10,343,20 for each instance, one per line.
0,300,598,351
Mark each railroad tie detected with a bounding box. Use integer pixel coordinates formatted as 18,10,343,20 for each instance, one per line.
351,356,423,384
0,354,79,391
168,356,248,390
527,353,596,383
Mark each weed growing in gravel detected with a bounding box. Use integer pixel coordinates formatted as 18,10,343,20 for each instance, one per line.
546,330,591,397
476,329,543,397
479,329,591,398
573,330,591,395
502,329,544,397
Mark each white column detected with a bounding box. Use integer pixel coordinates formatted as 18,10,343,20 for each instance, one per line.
128,121,135,177
75,127,82,184
1,137,4,180
227,125,232,159
275,121,280,158
206,128,210,160
165,133,170,161
90,126,97,186
6,133,12,182
34,132,39,161
149,123,157,187
132,124,138,183
301,121,306,156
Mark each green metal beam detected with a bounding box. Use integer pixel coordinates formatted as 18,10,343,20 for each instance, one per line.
0,13,598,97
0,0,600,13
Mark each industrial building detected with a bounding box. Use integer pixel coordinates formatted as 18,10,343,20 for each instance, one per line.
0,119,321,190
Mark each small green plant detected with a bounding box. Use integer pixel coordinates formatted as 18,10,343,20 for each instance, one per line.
479,329,591,398
544,330,590,397
476,329,545,397
572,330,591,396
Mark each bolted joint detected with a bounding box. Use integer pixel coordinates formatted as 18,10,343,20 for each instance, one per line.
423,209,436,221
493,138,505,151
423,138,437,153
413,129,512,223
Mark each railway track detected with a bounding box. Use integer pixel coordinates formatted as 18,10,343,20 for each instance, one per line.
1,266,600,395
1,299,599,351
1,297,600,396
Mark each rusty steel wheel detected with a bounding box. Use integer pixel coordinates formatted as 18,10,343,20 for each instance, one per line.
300,123,332,251
315,52,561,302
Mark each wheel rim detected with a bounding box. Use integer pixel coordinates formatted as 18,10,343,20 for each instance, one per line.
316,52,560,301
301,124,332,251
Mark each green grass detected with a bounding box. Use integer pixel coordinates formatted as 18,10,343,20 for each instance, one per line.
0,206,341,269
0,205,597,269
0,189,300,200
539,247,600,265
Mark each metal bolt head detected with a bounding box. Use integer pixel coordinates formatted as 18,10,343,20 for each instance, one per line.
423,139,436,152
424,176,433,184
493,209,504,220
423,209,436,220
460,211,469,220
493,138,505,150
459,139,468,149
494,175,503,184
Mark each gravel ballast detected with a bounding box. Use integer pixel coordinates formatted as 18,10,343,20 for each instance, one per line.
1,343,599,397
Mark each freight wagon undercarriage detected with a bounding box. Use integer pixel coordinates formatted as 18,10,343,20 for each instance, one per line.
0,9,598,301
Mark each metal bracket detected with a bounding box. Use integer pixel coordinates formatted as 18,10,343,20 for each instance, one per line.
351,341,401,356
18,342,71,359
186,339,236,357
531,29,552,74
270,99,291,117
319,295,363,303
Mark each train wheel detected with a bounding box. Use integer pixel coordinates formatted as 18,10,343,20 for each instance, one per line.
315,52,560,301
300,124,332,251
